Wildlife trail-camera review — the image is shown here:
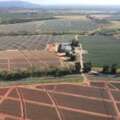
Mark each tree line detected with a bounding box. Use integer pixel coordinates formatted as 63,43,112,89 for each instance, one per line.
0,63,119,81
0,68,71,81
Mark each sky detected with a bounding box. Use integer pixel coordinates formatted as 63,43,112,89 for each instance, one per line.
23,0,120,5
0,0,120,6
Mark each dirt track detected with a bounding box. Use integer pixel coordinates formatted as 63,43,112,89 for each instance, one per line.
0,82,120,120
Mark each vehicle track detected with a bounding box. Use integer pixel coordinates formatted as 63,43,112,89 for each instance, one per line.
42,86,63,120
105,82,120,120
16,87,27,120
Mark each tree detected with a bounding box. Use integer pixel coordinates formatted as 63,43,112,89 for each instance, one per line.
58,44,63,53
83,62,92,73
75,62,81,73
71,39,79,47
111,64,117,74
102,65,110,74
70,54,76,61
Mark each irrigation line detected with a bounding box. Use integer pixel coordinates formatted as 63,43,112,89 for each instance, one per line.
105,82,120,120
98,85,113,119
42,85,63,120
16,87,27,120
51,85,65,120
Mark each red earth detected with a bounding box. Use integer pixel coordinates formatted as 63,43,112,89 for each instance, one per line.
0,81,120,120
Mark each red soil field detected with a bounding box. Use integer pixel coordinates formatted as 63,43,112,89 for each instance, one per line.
111,90,120,101
0,64,9,71
108,84,116,89
111,83,120,89
0,100,21,117
60,109,116,120
50,93,116,116
90,82,106,88
17,87,52,104
0,82,119,120
37,84,110,99
25,103,59,120
8,87,52,105
8,89,18,98
117,103,120,112
0,88,9,96
4,118,16,120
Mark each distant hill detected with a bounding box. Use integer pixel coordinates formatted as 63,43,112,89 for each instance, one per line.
0,0,40,8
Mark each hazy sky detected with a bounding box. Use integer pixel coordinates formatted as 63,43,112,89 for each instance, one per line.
1,0,120,5
23,0,120,5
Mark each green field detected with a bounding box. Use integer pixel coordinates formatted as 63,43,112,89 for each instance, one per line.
0,11,119,69
53,34,120,68
79,35,120,67
0,18,99,34
41,19,98,33
0,12,55,24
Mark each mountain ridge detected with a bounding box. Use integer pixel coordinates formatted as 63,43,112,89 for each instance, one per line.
0,0,40,8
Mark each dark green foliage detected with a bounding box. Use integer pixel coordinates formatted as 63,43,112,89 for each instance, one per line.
71,39,79,47
65,51,70,57
0,71,30,81
0,67,72,81
58,44,63,53
101,64,118,74
70,55,76,61
102,65,110,74
75,62,81,73
111,64,118,74
83,62,92,73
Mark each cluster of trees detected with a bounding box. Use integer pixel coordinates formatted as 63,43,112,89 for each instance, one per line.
75,62,92,73
75,62,118,75
102,64,118,74
0,62,118,81
83,62,92,73
0,68,71,81
0,62,93,81
71,39,79,47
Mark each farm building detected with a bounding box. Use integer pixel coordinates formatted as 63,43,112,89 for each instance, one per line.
58,43,73,53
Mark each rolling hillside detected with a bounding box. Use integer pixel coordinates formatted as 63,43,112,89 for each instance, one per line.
0,0,40,8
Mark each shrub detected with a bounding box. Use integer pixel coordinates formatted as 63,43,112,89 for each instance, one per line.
102,65,110,74
83,62,92,73
75,62,81,73
111,64,118,74
71,39,79,47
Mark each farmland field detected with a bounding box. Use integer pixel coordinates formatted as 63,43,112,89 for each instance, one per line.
0,83,119,120
0,12,119,70
51,93,116,115
41,19,99,33
0,34,120,68
0,35,49,50
0,3,120,120
79,35,120,67
41,84,110,99
0,35,74,50
0,12,55,24
0,50,61,71
0,18,99,34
